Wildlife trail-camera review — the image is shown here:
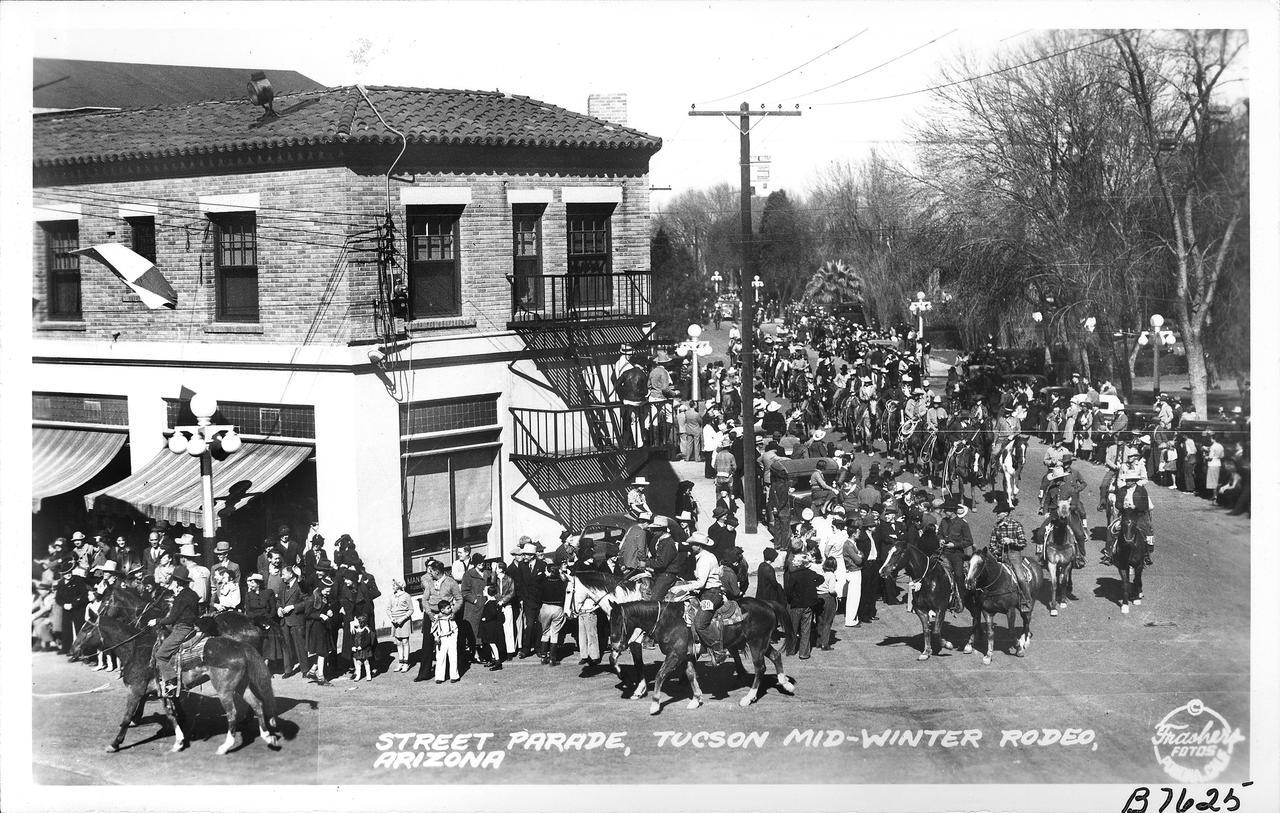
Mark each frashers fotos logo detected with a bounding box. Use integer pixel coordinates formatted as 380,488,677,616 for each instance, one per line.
1151,699,1246,782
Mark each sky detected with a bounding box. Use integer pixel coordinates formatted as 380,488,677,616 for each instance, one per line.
11,1,1263,214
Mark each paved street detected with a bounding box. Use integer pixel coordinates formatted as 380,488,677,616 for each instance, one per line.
32,428,1250,786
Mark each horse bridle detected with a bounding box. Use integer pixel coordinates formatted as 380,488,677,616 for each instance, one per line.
82,589,160,653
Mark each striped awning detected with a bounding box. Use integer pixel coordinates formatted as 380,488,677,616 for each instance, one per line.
32,426,127,512
84,441,312,525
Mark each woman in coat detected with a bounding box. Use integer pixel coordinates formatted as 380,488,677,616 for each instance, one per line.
243,573,287,670
460,553,489,666
305,578,336,684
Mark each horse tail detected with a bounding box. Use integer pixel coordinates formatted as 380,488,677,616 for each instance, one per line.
763,599,793,642
243,643,282,747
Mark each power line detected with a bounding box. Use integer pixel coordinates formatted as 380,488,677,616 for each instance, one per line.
786,29,959,102
814,33,1120,106
699,28,870,106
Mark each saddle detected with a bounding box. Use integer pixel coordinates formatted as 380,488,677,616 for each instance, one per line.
153,627,209,684
682,598,744,631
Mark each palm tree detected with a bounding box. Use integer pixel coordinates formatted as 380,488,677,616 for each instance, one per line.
803,259,866,305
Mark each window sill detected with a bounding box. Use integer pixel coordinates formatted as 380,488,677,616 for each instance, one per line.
204,323,264,334
407,317,477,331
36,321,87,332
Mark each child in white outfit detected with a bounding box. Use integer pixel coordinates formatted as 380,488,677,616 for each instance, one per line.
431,600,459,683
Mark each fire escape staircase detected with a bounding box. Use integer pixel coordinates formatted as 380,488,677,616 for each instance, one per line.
506,272,663,531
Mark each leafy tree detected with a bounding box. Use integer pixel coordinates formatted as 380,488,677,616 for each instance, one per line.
650,225,708,341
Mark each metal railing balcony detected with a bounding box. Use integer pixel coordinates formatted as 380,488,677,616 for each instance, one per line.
510,398,679,459
508,271,652,325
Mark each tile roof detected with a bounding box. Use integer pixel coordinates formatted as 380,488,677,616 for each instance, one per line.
33,86,662,167
34,58,327,111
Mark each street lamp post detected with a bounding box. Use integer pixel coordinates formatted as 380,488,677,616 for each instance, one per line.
1137,314,1176,396
675,323,713,402
751,275,765,328
166,393,241,556
710,271,723,295
908,291,932,372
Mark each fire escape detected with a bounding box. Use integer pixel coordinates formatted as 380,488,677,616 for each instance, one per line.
506,270,659,531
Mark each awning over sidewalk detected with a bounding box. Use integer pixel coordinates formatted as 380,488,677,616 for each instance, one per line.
32,427,128,512
84,441,312,525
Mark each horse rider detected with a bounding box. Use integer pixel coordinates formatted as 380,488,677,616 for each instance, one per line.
1040,467,1087,568
936,499,974,613
1099,430,1135,513
987,404,1022,484
1103,466,1155,567
925,394,948,436
146,564,200,695
904,387,928,425
676,532,728,665
809,459,840,514
647,528,683,602
988,498,1034,610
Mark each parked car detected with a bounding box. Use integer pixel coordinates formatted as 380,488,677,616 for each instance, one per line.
1003,373,1048,394
578,512,687,557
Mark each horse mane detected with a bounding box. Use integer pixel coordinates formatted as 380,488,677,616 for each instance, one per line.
572,569,620,592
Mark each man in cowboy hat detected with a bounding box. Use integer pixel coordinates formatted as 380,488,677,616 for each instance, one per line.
647,348,677,446
509,538,545,659
55,563,90,655
1041,467,1087,568
648,523,683,603
177,535,212,611
1100,430,1136,511
1104,466,1155,567
989,498,1034,610
987,404,1023,485
92,559,122,598
212,539,242,588
625,477,653,520
70,532,94,572
937,499,974,613
147,564,201,694
674,533,729,665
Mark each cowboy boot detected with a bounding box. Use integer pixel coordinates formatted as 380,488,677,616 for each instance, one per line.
703,626,727,666
538,641,550,665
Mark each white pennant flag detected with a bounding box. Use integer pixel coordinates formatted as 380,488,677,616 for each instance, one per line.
71,243,177,310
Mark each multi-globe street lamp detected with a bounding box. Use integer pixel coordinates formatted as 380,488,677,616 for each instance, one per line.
675,323,713,402
1137,314,1177,396
166,393,241,554
710,271,723,295
908,291,932,370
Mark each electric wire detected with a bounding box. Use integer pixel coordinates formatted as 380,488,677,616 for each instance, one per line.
815,33,1121,106
785,29,959,102
698,28,870,106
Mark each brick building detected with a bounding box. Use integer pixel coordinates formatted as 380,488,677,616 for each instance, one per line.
32,84,667,615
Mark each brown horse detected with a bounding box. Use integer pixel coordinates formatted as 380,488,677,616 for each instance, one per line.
71,584,281,755
878,532,968,661
1109,513,1147,614
1037,499,1077,617
964,547,1041,666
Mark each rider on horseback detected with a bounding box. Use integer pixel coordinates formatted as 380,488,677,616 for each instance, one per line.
936,500,974,613
1103,466,1155,567
676,533,728,666
1040,467,1088,568
988,498,1034,611
146,565,200,696
987,405,1021,485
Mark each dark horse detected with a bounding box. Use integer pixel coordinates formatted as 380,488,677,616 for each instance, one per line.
605,597,794,715
943,434,984,508
878,531,972,661
1036,499,1077,617
964,548,1041,665
71,584,281,754
1109,513,1147,614
109,579,264,652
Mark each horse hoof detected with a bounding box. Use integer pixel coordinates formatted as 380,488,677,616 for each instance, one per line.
687,698,702,711
917,653,930,661
982,656,992,665
170,742,185,753
265,734,282,749
941,640,954,651
739,694,755,707
1050,608,1058,617
1016,649,1026,658
778,678,795,693
1121,604,1130,614
962,644,974,654
105,743,120,754
648,702,661,716
1133,599,1142,606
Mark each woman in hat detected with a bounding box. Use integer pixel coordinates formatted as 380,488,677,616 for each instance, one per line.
1203,432,1225,496
210,565,242,612
305,575,337,684
243,573,287,672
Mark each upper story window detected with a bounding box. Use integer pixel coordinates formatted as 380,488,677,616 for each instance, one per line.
407,208,462,318
128,216,156,263
212,213,258,322
567,204,613,307
44,221,81,320
512,205,543,308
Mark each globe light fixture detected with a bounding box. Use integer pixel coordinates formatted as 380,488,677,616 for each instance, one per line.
688,323,703,339
185,433,208,457
189,393,218,420
219,428,243,454
168,433,188,454
1032,311,1043,323
1149,313,1164,329
167,391,242,556
1137,331,1150,346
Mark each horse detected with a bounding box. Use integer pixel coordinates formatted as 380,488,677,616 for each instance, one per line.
880,399,902,459
104,581,264,652
70,588,282,755
915,426,944,488
605,596,794,715
1036,499,1077,616
993,434,1030,504
878,533,968,661
943,435,983,507
964,547,1041,665
1109,512,1147,614
569,569,650,699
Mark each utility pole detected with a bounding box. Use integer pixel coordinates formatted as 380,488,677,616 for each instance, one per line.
689,102,800,534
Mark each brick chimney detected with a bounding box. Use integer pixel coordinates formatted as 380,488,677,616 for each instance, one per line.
587,93,628,126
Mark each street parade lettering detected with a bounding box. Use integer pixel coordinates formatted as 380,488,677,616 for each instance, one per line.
373,727,1103,768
